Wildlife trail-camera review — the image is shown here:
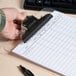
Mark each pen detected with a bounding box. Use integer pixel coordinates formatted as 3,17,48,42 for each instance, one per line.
18,65,34,76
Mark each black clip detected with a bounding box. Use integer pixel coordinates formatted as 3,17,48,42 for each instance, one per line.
22,14,53,43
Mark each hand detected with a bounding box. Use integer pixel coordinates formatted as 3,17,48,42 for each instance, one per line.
1,8,26,40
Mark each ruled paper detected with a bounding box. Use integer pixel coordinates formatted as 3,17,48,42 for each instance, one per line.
12,11,76,76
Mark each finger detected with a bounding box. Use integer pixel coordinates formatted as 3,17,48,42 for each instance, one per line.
17,12,27,21
20,27,26,36
13,20,21,30
15,26,26,40
15,30,21,39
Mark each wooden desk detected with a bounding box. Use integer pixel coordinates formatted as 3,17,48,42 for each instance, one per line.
0,10,76,76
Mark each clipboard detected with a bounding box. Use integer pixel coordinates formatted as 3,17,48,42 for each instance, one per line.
12,11,76,76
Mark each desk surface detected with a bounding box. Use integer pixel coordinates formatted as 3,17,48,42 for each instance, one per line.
0,9,76,76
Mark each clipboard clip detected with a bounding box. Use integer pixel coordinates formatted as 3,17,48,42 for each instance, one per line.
22,14,53,43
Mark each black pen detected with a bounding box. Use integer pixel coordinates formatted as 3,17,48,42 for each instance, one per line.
18,65,34,76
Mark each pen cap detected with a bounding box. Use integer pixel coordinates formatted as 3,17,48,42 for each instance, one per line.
22,16,38,30
18,65,34,76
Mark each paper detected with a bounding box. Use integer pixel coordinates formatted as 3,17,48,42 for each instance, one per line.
12,11,76,76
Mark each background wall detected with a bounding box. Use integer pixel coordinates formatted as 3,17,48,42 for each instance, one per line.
0,0,24,8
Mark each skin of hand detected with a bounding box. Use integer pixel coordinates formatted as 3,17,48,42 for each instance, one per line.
1,8,26,40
